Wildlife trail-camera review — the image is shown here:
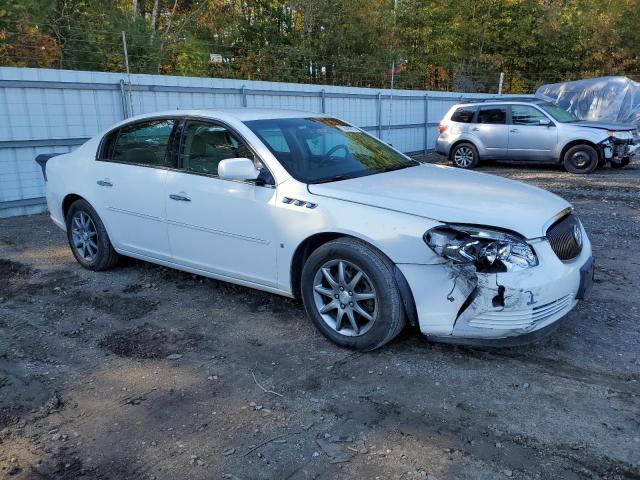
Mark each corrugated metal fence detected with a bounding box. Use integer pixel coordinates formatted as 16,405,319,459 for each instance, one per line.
0,67,492,218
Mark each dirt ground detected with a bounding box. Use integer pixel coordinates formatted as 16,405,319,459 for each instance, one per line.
1,156,639,480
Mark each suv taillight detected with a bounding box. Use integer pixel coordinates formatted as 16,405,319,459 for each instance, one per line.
438,124,448,134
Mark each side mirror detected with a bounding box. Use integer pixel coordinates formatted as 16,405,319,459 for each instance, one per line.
218,158,260,182
539,118,552,126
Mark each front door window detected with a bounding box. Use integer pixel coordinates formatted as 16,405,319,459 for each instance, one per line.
511,105,549,125
179,121,253,176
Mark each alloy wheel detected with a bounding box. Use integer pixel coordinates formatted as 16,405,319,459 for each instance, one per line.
454,146,474,167
71,211,98,262
312,259,378,337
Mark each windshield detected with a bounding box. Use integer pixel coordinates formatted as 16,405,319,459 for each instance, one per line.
539,102,579,123
244,117,417,183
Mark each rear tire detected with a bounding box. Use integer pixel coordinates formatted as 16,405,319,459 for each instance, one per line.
451,142,479,169
300,238,406,351
563,144,599,174
65,199,120,271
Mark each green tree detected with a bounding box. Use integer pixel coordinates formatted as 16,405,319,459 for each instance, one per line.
1,0,639,92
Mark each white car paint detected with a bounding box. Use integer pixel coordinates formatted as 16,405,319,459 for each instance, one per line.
308,163,570,239
42,108,592,344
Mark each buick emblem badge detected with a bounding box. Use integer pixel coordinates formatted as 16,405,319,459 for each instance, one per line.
573,224,583,247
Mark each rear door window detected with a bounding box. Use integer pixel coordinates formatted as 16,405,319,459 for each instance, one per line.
98,130,119,160
110,119,176,167
451,106,476,123
477,107,507,124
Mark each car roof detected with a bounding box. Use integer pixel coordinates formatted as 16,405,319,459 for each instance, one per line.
124,108,325,123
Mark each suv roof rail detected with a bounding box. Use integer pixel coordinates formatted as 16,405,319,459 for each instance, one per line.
459,96,540,104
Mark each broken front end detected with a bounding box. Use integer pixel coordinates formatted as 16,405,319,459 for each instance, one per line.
398,211,593,346
599,131,636,167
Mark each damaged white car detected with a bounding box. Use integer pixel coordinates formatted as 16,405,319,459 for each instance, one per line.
36,109,594,350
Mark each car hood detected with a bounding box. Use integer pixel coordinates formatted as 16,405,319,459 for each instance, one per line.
308,164,571,239
570,120,636,131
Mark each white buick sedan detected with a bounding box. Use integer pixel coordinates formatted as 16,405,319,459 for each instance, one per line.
37,109,594,350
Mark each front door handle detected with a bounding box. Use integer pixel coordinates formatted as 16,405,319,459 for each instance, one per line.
97,179,113,187
169,194,191,202
471,127,480,131
510,128,519,133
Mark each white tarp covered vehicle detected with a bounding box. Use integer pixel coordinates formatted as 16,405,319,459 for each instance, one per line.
536,76,640,159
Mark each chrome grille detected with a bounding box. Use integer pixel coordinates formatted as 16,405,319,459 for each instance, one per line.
547,213,582,261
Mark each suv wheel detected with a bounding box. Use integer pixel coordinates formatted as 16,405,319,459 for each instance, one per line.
300,238,406,351
563,144,599,174
65,199,120,271
451,142,479,169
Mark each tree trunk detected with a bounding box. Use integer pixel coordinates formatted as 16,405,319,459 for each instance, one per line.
151,0,159,42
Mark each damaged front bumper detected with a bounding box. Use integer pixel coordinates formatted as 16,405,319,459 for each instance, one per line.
397,223,593,346
599,136,635,165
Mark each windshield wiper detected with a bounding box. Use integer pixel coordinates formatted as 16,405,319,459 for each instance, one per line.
313,175,352,184
312,171,368,184
313,164,416,183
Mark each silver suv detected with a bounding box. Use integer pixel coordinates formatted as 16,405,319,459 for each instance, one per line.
436,98,637,173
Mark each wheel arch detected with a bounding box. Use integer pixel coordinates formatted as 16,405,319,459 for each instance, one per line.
448,138,480,160
61,193,86,219
559,139,602,164
289,232,419,327
61,195,115,243
290,232,347,300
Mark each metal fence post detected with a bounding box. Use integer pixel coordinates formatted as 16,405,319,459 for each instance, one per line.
377,92,382,139
241,85,247,107
320,89,326,113
424,93,429,155
121,31,134,117
119,79,129,118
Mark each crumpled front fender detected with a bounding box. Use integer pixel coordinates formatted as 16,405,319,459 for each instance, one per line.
397,223,592,340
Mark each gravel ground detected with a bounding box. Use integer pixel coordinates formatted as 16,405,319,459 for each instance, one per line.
0,156,639,480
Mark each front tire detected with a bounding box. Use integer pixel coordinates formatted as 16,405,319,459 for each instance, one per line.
451,142,479,169
65,199,120,271
300,238,406,351
563,144,599,174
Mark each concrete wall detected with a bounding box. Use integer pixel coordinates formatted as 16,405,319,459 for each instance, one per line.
0,67,493,218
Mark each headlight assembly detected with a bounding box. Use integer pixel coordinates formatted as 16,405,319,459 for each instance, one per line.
607,130,633,140
424,225,538,272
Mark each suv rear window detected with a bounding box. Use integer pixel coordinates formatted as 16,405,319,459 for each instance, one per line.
451,106,476,123
477,107,507,124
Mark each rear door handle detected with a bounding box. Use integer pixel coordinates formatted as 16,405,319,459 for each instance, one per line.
510,129,519,133
169,194,191,202
97,179,113,187
471,127,480,131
